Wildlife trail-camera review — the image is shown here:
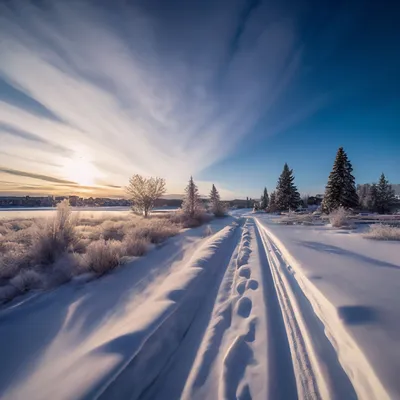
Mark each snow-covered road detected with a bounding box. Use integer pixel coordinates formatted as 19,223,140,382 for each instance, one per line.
0,213,398,400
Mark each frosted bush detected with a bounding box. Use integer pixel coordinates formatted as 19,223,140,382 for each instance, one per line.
279,212,313,225
0,209,187,303
0,285,20,303
329,207,349,228
0,245,27,279
364,224,400,241
84,239,122,274
122,235,149,256
133,219,180,243
10,270,44,292
31,200,77,265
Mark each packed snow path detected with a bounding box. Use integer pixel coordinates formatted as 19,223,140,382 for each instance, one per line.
0,215,393,400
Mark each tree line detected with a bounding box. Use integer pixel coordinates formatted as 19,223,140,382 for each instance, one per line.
256,146,398,214
126,174,225,218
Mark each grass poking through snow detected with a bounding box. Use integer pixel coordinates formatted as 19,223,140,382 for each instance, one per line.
363,224,400,241
0,201,211,304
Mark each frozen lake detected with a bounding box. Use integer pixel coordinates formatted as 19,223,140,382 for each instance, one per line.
0,207,178,220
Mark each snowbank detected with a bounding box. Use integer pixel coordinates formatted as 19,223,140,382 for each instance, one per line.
256,216,398,399
0,221,237,400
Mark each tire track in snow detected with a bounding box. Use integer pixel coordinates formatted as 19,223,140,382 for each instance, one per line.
255,222,322,400
115,215,356,400
255,219,358,400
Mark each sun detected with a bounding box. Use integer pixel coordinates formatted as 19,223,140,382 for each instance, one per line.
63,156,98,186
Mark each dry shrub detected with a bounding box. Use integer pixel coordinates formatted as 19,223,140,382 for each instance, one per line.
9,270,44,292
31,200,77,265
122,235,149,256
166,210,212,228
0,285,20,303
279,212,313,225
363,224,400,241
99,220,126,241
0,224,10,236
0,209,185,303
0,244,27,280
329,207,350,228
84,239,122,274
131,218,180,243
4,226,36,246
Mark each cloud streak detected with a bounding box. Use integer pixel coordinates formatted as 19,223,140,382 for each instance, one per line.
0,0,312,195
0,167,77,185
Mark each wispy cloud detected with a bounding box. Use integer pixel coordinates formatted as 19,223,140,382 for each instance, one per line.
0,167,77,185
0,0,311,195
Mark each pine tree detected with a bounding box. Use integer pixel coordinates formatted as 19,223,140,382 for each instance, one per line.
260,187,269,210
182,176,203,218
322,147,359,213
376,173,396,214
343,156,359,209
275,163,301,211
268,191,277,213
210,184,225,217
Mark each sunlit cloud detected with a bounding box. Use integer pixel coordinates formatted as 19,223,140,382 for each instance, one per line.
0,0,309,197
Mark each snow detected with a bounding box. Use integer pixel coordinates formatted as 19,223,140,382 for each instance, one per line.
0,211,399,399
255,214,399,399
0,218,235,400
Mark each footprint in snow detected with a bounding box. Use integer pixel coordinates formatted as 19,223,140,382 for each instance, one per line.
237,297,252,318
236,280,247,295
246,279,258,290
238,266,251,279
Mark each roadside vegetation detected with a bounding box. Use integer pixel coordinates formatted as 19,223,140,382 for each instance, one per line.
363,224,400,241
0,175,227,304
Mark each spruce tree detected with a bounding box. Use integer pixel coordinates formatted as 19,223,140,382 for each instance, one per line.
182,176,203,218
210,184,225,217
376,173,396,214
260,187,269,210
343,156,359,209
268,191,277,213
275,163,301,211
322,147,359,213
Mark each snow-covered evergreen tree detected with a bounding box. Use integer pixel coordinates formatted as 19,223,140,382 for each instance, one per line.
260,187,269,210
268,191,277,212
182,176,203,218
322,147,359,213
376,173,396,214
275,163,301,211
209,184,225,217
343,156,359,210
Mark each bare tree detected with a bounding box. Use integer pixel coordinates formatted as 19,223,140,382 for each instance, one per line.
126,175,166,217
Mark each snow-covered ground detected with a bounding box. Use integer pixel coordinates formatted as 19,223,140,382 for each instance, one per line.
0,211,399,400
255,214,400,399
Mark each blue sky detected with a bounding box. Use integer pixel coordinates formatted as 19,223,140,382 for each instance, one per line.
0,0,399,199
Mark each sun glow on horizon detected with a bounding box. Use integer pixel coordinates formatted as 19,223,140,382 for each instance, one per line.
62,155,100,186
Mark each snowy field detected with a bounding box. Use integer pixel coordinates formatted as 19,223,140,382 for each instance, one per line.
0,210,399,399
